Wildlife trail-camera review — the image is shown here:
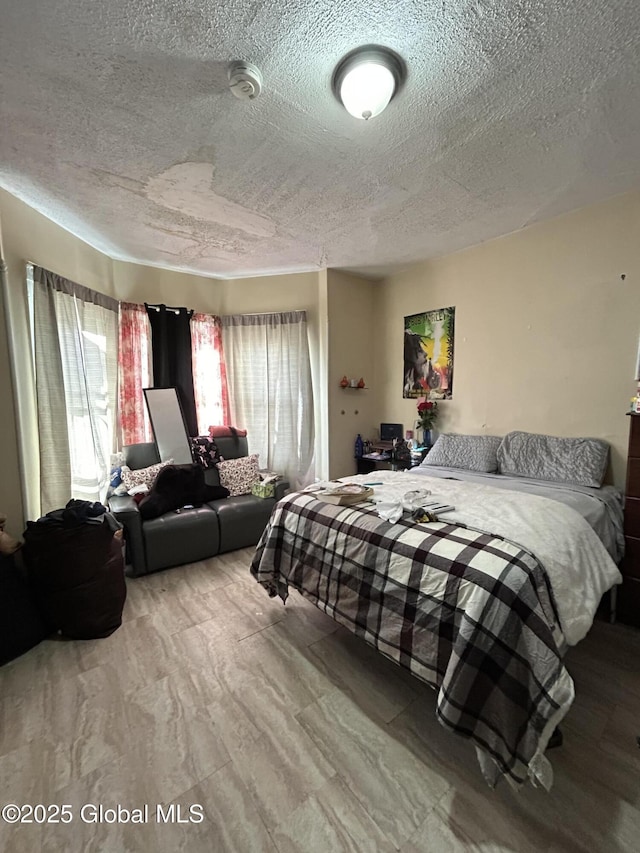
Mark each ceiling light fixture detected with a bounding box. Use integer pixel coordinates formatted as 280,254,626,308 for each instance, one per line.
332,45,406,120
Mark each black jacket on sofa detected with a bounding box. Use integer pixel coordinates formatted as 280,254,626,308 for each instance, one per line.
108,434,289,577
138,464,230,519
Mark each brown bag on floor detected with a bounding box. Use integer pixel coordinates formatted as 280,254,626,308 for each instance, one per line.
23,504,127,640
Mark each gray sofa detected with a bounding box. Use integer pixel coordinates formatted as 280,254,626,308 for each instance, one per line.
108,434,289,577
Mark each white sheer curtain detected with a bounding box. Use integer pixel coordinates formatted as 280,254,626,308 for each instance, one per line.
31,267,119,514
221,311,315,489
191,312,230,434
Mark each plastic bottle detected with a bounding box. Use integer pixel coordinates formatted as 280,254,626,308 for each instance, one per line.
355,434,364,458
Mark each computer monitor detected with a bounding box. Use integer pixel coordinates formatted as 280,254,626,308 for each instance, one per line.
380,423,403,442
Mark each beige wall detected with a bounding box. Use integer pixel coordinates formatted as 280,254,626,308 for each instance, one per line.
374,190,640,488
113,259,322,315
112,261,224,310
327,270,377,478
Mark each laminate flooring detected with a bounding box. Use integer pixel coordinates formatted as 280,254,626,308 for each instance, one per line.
1,547,639,852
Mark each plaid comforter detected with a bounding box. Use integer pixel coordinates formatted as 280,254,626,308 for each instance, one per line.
250,492,575,789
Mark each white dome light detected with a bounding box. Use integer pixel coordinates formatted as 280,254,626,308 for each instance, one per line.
340,62,396,120
332,46,406,121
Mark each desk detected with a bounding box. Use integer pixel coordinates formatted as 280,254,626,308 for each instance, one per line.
355,446,428,475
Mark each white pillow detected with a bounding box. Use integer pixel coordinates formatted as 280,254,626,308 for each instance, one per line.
120,459,173,491
217,454,260,496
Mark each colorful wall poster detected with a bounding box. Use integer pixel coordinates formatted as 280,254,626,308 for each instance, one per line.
403,307,455,399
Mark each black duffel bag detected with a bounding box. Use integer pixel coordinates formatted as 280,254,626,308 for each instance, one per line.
23,501,127,640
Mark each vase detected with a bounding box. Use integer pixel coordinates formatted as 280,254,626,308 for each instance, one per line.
422,428,432,448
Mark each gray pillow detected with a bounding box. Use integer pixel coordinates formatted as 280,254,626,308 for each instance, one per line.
496,431,609,487
421,434,502,473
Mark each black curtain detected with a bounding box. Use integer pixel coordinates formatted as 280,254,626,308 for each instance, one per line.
145,304,198,437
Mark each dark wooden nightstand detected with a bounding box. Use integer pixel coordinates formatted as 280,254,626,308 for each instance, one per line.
619,413,640,627
356,454,391,475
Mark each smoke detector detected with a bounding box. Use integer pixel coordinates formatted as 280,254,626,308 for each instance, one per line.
228,61,263,101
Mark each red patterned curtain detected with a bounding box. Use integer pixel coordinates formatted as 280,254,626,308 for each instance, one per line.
118,302,153,445
191,313,230,434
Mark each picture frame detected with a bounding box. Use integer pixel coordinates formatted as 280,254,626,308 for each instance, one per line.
403,307,455,399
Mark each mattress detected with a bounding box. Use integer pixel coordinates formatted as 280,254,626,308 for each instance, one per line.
411,465,624,563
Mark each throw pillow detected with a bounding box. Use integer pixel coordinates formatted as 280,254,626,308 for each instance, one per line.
120,459,173,492
190,436,221,469
217,454,260,496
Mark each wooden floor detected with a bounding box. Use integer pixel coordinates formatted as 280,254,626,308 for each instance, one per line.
1,547,639,852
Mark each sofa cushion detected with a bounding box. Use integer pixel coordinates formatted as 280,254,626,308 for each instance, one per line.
215,434,249,461
212,495,276,553
123,442,160,469
217,454,260,496
142,505,220,573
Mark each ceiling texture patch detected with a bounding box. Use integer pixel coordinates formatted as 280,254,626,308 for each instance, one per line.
144,162,277,238
0,0,639,278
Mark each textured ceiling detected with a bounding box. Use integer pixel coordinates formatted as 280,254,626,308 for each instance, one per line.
1,0,640,279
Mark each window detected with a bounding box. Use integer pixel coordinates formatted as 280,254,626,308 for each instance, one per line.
221,311,315,489
191,312,230,433
29,265,119,513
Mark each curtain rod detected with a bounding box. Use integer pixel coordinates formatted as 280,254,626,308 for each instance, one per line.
145,302,186,315
233,310,306,316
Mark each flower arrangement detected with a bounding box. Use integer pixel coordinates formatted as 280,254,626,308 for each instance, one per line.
416,399,438,431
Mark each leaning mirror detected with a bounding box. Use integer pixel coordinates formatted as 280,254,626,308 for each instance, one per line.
143,387,193,464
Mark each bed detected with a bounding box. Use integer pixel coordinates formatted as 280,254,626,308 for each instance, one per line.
250,431,623,790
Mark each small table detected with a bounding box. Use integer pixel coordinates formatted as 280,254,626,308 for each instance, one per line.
356,454,391,475
356,444,429,475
